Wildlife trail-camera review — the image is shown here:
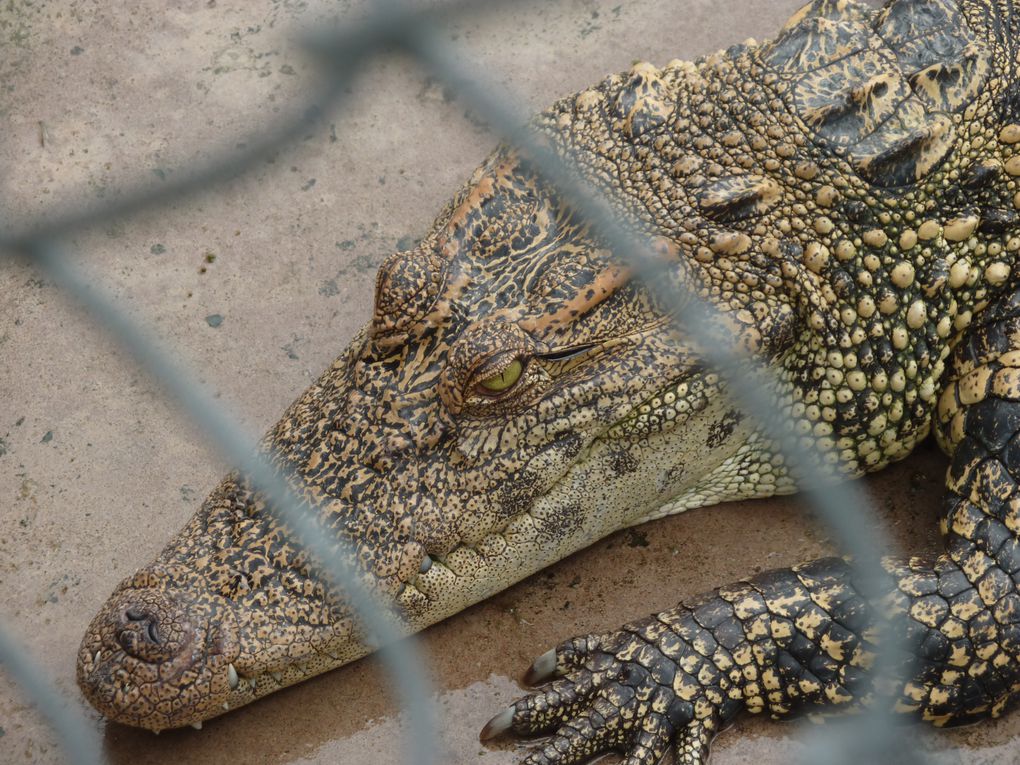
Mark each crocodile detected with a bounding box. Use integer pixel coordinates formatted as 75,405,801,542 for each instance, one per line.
77,0,1020,761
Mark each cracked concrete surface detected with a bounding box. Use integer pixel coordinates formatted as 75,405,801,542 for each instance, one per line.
1,0,1018,762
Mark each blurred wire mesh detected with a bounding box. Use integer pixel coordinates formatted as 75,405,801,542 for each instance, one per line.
0,1,934,763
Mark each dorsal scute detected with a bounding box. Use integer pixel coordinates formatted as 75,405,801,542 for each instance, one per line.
853,103,956,187
887,25,972,76
697,175,783,224
763,15,871,74
780,0,871,30
877,0,990,116
905,42,989,112
767,0,990,188
612,62,676,139
763,0,873,73
874,0,958,45
794,50,910,147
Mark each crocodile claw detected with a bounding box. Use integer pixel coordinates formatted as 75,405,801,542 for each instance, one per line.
523,648,558,685
483,626,728,765
479,707,514,741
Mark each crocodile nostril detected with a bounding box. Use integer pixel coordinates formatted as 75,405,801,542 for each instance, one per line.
91,589,197,667
117,604,166,657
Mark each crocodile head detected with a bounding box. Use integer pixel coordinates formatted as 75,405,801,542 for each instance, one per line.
77,69,801,731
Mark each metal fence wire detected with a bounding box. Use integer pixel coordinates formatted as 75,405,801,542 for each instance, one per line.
0,0,949,763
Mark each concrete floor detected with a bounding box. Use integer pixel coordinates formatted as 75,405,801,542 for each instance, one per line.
2,0,1019,762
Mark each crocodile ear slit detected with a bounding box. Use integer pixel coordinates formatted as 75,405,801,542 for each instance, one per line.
537,343,598,363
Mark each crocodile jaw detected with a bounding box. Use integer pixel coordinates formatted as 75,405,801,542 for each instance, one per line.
386,379,767,682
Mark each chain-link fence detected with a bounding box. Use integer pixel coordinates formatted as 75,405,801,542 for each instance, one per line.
0,0,969,762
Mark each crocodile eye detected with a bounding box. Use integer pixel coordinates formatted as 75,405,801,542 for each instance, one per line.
476,358,524,395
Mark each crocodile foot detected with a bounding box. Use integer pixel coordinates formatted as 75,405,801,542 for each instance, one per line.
482,616,741,765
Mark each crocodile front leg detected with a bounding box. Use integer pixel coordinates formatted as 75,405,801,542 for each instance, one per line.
483,304,1020,763
483,558,877,764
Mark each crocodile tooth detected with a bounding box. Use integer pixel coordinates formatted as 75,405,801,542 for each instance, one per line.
190,721,202,731
523,648,558,685
249,678,257,692
271,671,283,683
93,650,101,667
227,663,239,690
223,702,230,711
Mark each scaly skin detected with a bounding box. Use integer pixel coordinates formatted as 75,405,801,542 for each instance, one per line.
78,0,1020,759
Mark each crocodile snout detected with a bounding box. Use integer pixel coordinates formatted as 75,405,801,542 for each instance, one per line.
77,581,240,731
79,588,197,692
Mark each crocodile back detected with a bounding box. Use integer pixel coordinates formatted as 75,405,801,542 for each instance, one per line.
766,0,996,188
